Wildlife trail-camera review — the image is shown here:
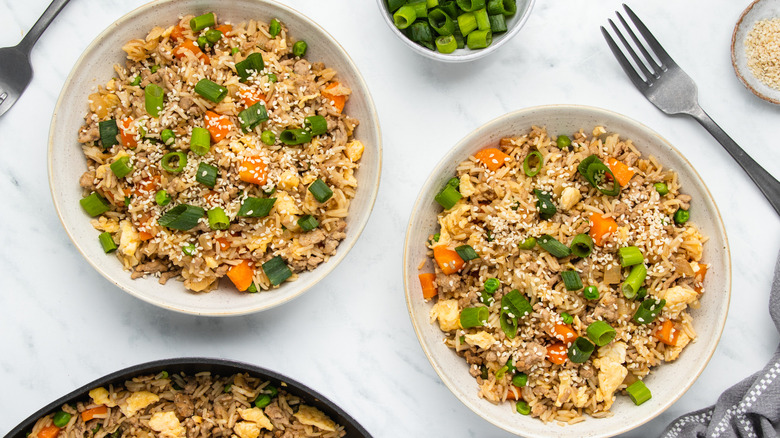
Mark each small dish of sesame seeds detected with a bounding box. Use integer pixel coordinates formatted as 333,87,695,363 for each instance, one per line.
732,0,780,104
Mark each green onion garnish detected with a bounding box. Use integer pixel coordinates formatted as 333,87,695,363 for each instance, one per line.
455,244,479,261
503,289,532,319
80,192,111,217
633,298,665,325
534,189,556,220
194,79,227,103
457,0,486,12
560,312,573,324
636,287,648,301
205,29,223,44
190,13,216,31
488,14,507,32
457,11,478,34
500,310,518,338
619,246,644,267
460,306,489,328
304,115,328,136
262,255,292,286
269,19,282,37
297,215,319,231
435,35,458,54
238,197,276,218
161,151,187,173
586,321,616,346
182,243,197,256
518,236,536,250
434,184,462,209
99,232,117,253
155,189,171,206
583,285,599,300
429,9,456,35
536,234,571,258
408,21,435,48
570,233,594,258
474,8,490,30
161,129,175,145
447,177,460,188
308,179,333,203
523,151,542,177
144,84,164,117
130,76,141,86
52,411,71,428
292,40,307,57
196,162,218,188
466,29,492,49
567,337,595,363
238,102,269,133
207,207,230,230
267,73,278,83
387,0,406,12
512,372,528,387
515,401,531,415
197,35,209,49
279,128,312,145
261,130,276,145
556,134,572,149
622,264,647,299
432,233,440,242
235,53,265,82
487,0,517,16
158,204,205,230
393,5,417,29
654,182,669,196
626,381,652,405
246,282,258,293
190,127,211,156
674,208,690,225
561,270,583,291
99,119,119,148
484,278,500,294
577,154,620,196
110,156,134,179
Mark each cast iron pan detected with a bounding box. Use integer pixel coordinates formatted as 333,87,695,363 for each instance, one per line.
5,358,371,437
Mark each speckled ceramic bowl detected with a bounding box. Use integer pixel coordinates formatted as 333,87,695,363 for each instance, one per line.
403,105,730,437
48,0,382,316
731,0,780,104
5,358,372,438
376,0,535,62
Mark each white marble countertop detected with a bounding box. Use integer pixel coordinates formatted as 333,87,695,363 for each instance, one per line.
1,0,779,437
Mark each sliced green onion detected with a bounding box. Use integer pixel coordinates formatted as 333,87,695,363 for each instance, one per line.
633,298,666,325
269,18,282,37
308,179,333,203
393,5,418,29
484,278,500,294
654,182,669,196
99,232,118,253
197,35,209,49
99,119,119,149
674,209,690,225
265,385,279,397
182,243,197,256
488,14,508,32
238,102,269,133
636,287,648,301
560,312,573,324
409,0,428,18
254,394,272,408
487,0,517,15
161,151,187,173
523,151,543,177
190,13,216,31
556,134,572,149
537,234,571,258
516,401,531,415
466,29,492,49
262,255,292,286
619,246,644,267
246,282,258,293
261,130,276,145
429,8,456,35
238,197,276,218
110,156,134,179
80,192,111,217
474,8,490,30
435,184,462,209
454,29,466,48
460,306,489,328
561,270,583,291
161,129,175,145
570,233,594,258
534,189,556,220
455,244,479,261
432,233,441,242
155,189,171,206
512,372,528,387
130,76,141,86
457,12,478,35
435,35,458,53
440,0,459,17
622,264,647,299
408,21,435,46
583,285,599,300
267,73,278,83
196,162,219,188
626,380,652,405
387,0,406,11
194,79,227,103
235,53,265,82
298,215,320,231
292,40,307,57
205,29,223,44
500,310,518,338
158,204,205,230
503,289,532,318
304,115,328,136
577,155,620,196
124,196,132,207
190,127,211,156
279,128,312,145
495,364,509,379
586,321,616,346
457,0,486,12
144,84,164,117
448,177,460,188
567,337,595,363
207,207,230,230
52,411,71,428
518,236,536,250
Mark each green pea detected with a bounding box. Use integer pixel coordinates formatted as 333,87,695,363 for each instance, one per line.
261,130,276,146
673,208,689,225
516,401,531,415
654,182,669,196
483,278,500,295
512,372,528,387
556,135,572,149
560,312,573,324
518,237,537,250
292,40,307,57
583,285,599,300
254,394,271,408
53,411,72,427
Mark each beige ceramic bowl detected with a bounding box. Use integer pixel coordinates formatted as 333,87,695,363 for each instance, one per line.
49,0,382,316
731,0,780,104
403,105,730,437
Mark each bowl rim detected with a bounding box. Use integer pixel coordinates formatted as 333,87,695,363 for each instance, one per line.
402,104,731,437
47,0,383,316
375,0,537,63
731,0,780,105
4,357,373,438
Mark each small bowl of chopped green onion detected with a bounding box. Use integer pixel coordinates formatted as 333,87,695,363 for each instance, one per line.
377,0,536,61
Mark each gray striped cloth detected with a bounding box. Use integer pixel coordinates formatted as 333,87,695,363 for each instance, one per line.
661,255,780,438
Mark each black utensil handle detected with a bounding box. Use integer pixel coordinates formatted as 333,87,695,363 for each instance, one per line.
691,106,780,216
17,0,72,53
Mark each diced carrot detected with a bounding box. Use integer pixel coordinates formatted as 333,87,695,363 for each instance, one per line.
506,385,523,401
136,213,155,241
37,425,60,438
321,82,346,113
606,157,635,187
119,118,137,148
216,237,230,252
173,40,209,63
239,156,268,185
204,111,233,142
654,320,680,346
238,86,266,107
551,324,578,345
170,25,186,42
215,24,233,36
547,343,568,365
694,263,708,293
204,190,221,205
589,213,618,246
81,405,108,422
227,260,254,291
418,273,438,299
433,246,465,275
134,174,160,197
473,148,511,172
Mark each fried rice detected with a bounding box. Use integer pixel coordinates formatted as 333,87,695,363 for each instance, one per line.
77,13,363,293
423,125,708,424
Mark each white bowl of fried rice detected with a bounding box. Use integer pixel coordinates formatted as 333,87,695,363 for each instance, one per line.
49,0,381,315
403,105,730,437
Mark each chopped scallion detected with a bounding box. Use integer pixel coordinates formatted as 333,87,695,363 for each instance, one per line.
622,264,647,299
570,233,594,258
99,232,117,253
238,102,269,133
155,189,171,206
308,179,333,203
567,337,595,363
99,119,119,149
536,234,571,258
110,156,134,179
262,255,292,286
626,381,652,405
619,246,644,267
561,270,583,291
297,215,319,231
460,306,489,328
279,128,312,145
161,129,175,145
190,127,211,156
80,192,111,217
235,53,265,82
161,151,187,173
144,84,164,117
194,79,228,103
534,189,556,220
158,204,205,230
207,207,230,230
455,244,479,261
196,162,219,188
304,115,328,136
586,320,616,346
238,197,276,218
633,298,665,325
190,13,216,31
523,151,542,177
435,184,462,209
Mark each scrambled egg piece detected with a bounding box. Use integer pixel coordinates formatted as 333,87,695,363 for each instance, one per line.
233,421,261,438
278,170,300,191
559,187,581,211
430,299,460,332
593,342,628,409
555,370,574,407
664,331,692,362
91,216,120,233
273,191,301,230
459,174,476,197
464,331,496,350
239,407,274,431
148,411,185,438
294,406,337,432
345,140,364,162
118,219,141,258
89,387,117,407
437,203,471,246
119,391,159,417
661,285,698,317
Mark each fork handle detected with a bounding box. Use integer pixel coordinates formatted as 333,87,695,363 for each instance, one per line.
17,0,72,54
689,107,780,216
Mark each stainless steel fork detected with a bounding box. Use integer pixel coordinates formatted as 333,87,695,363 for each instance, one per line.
602,4,780,216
